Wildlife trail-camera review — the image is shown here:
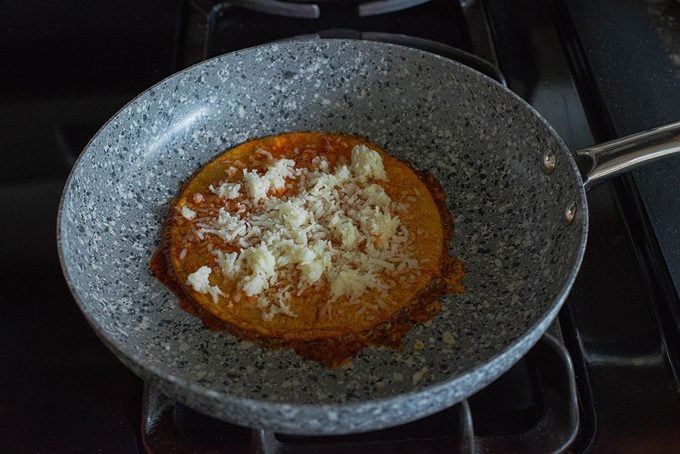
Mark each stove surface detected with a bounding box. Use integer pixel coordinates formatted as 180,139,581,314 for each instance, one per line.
2,0,680,452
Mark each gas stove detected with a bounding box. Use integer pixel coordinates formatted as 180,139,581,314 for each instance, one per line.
2,0,680,452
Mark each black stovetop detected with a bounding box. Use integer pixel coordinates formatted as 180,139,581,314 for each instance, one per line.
2,0,680,452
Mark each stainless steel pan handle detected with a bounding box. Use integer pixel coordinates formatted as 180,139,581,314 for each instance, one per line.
575,120,680,191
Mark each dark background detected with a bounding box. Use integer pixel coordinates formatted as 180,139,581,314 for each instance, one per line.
1,1,183,451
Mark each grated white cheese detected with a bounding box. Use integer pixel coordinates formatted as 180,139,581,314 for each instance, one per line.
243,171,269,202
278,200,309,229
211,182,241,199
186,265,225,303
208,285,225,303
242,273,268,296
239,243,277,296
255,148,273,160
329,213,361,249
351,144,387,182
212,249,240,276
330,269,378,301
361,183,391,207
188,144,419,321
243,159,296,202
186,266,212,293
359,207,401,249
301,256,326,285
246,243,277,279
181,206,196,220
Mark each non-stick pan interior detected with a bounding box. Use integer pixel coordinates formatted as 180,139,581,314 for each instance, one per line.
58,40,587,433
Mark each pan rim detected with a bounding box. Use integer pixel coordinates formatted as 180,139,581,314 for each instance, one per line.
57,38,589,431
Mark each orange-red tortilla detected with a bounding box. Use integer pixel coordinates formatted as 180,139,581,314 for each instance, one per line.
152,132,463,367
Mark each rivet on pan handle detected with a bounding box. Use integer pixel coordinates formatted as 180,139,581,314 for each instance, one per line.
542,150,557,174
574,120,680,191
565,202,577,225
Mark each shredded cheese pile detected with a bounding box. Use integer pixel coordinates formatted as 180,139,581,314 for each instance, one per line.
183,144,418,321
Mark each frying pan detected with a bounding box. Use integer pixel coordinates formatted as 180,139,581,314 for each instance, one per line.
57,39,680,434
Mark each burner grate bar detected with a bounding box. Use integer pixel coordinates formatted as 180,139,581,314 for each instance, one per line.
227,0,320,18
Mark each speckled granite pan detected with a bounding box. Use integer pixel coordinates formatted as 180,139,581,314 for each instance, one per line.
57,40,588,434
